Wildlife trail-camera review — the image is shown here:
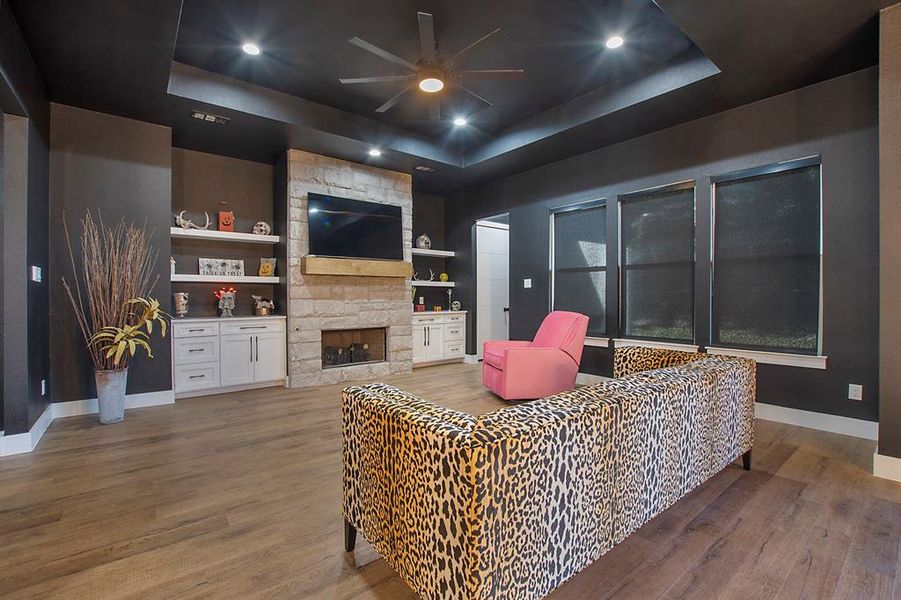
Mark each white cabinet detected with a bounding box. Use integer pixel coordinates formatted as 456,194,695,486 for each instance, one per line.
412,312,467,366
172,316,286,397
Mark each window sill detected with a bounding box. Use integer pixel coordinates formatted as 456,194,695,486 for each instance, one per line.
705,347,827,370
613,339,700,352
584,337,610,348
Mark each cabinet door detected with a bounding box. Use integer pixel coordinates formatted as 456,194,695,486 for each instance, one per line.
412,325,428,363
253,332,286,383
220,334,255,387
425,325,445,361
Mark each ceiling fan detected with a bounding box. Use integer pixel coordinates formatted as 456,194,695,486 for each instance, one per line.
339,12,524,119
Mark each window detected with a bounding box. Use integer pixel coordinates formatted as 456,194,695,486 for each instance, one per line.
712,159,821,355
551,203,606,336
620,184,695,342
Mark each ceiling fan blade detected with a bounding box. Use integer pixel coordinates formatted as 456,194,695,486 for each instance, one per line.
417,12,436,62
349,37,417,71
458,84,493,107
339,74,417,84
376,85,414,113
429,97,441,121
454,69,524,80
448,28,502,65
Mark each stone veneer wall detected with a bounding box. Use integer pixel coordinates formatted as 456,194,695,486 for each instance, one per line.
286,149,413,386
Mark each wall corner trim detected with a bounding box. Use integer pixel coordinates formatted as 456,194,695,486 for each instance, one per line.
0,390,174,456
874,451,901,482
754,402,878,441
576,373,611,385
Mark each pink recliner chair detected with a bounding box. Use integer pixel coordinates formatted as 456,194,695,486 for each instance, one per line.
482,311,590,400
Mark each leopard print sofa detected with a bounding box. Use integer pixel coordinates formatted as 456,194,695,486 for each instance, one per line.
342,347,756,599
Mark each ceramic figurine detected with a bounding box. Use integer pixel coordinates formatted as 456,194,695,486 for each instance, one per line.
258,258,277,277
253,221,272,235
215,287,237,318
251,295,275,316
173,292,189,317
415,234,432,249
438,272,449,282
218,211,235,232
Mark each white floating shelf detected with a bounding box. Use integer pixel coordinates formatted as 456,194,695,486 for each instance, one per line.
171,274,285,284
412,248,455,258
413,280,455,288
170,227,281,244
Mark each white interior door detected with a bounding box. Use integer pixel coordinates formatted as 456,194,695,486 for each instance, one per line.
476,220,510,359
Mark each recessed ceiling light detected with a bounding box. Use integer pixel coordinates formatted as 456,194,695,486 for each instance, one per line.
605,35,624,49
368,148,382,157
418,77,445,93
453,116,468,127
242,42,261,56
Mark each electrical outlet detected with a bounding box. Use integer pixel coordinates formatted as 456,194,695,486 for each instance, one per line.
41,379,46,396
30,265,42,283
523,278,532,289
848,383,863,401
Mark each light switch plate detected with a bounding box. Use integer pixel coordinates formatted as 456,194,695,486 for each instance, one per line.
848,383,863,401
523,278,532,289
30,265,42,283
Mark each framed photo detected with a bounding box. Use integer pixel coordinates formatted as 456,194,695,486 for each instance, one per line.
199,258,244,277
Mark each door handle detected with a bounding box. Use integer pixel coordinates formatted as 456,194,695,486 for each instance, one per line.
503,307,510,312
255,336,260,362
426,326,429,346
249,337,253,362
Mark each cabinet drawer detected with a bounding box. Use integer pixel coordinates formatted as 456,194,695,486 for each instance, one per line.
412,315,443,325
173,337,219,365
219,320,286,336
444,324,464,341
173,322,219,338
445,341,465,358
444,314,465,324
174,363,220,392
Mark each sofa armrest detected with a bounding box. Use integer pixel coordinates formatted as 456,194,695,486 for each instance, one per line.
341,385,479,598
613,346,706,378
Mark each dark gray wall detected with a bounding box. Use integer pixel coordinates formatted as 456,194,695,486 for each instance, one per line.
49,103,172,402
1,0,51,434
879,5,901,458
447,67,879,422
412,191,451,308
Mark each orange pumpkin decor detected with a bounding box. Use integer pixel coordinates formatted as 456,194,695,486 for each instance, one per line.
218,211,235,232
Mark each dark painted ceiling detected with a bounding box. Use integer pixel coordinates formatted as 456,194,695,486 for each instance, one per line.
173,0,695,136
6,0,900,193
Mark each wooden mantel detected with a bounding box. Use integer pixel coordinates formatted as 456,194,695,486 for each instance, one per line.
301,256,413,278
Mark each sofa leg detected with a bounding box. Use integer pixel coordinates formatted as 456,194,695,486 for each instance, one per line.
742,450,752,471
344,519,357,552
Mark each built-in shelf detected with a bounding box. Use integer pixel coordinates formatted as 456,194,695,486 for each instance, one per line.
171,274,284,284
413,280,455,288
170,227,281,244
412,248,455,258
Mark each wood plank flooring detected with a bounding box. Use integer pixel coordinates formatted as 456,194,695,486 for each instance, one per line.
1,363,900,599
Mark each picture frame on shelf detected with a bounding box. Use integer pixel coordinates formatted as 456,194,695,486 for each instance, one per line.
199,258,245,277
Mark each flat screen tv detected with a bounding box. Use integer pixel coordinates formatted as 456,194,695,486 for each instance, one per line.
307,193,403,260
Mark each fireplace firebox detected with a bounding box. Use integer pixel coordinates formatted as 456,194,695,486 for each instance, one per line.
321,327,387,368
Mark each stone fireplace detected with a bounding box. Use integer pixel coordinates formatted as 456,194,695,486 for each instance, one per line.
286,150,413,386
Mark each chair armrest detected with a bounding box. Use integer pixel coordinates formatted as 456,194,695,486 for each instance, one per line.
483,340,531,354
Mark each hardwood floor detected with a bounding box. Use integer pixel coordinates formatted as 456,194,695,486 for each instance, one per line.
1,363,900,599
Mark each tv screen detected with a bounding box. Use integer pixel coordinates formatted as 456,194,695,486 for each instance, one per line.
307,193,403,260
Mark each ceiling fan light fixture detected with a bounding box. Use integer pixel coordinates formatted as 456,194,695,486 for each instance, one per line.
418,77,445,93
242,42,262,55
605,35,624,49
453,116,468,126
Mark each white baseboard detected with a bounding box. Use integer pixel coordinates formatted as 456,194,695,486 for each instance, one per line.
0,404,54,456
0,389,174,456
754,402,878,440
874,451,901,482
464,354,480,364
